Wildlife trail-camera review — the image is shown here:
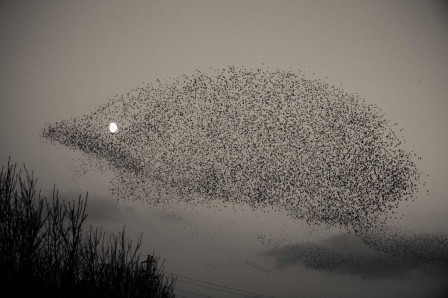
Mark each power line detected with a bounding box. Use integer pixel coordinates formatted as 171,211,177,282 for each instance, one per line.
177,279,253,297
176,288,212,298
173,272,272,297
169,271,273,298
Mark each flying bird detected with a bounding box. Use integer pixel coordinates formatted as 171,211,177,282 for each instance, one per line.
41,66,422,231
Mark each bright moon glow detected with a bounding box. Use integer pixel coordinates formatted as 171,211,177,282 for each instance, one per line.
109,122,118,133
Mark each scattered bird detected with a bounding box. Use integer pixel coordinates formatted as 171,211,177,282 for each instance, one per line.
41,66,422,232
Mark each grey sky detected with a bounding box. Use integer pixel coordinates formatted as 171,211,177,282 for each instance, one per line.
1,0,448,297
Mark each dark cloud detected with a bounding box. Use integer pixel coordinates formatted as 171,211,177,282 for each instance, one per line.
361,229,448,267
40,189,135,224
267,232,448,279
83,193,134,223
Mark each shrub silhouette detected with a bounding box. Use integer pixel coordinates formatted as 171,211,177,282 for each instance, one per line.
0,158,176,297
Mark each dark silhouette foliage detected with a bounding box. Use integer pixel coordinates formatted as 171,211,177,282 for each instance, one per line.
0,158,176,297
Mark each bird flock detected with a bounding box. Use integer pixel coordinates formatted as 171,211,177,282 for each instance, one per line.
42,66,423,232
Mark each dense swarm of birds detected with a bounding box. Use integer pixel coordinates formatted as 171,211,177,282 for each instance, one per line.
42,66,422,231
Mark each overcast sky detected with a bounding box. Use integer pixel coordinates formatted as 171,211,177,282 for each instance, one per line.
1,1,448,297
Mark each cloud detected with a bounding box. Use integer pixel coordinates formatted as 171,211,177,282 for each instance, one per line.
83,193,134,223
266,232,448,279
42,189,135,224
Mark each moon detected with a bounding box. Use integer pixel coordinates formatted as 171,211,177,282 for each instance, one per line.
109,122,118,133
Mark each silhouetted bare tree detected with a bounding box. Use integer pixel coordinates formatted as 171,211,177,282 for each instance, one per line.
0,158,176,297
